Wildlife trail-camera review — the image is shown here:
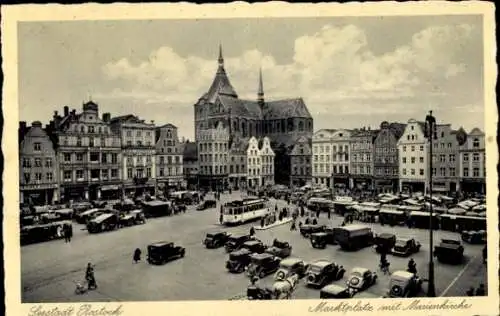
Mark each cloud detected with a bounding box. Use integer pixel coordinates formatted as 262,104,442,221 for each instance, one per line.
99,23,481,137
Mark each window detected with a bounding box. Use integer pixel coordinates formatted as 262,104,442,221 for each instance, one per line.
137,131,141,137
167,156,172,164
449,168,456,177
89,138,94,147
463,153,469,162
101,169,108,179
89,126,95,133
76,137,82,146
102,154,107,163
419,157,424,163
34,158,42,167
402,168,406,175
403,146,406,152
419,145,424,151
34,173,42,181
64,153,71,162
45,158,53,168
76,153,84,161
473,153,480,161
463,168,469,177
34,143,41,151
473,138,480,148
90,169,100,179
76,169,84,180
407,135,410,140
127,168,133,179
111,169,118,178
410,157,415,164
447,143,452,148
411,146,415,152
146,156,152,163
439,155,446,162
432,168,437,176
473,168,480,177
24,173,30,183
90,153,99,162
419,169,424,176
64,170,72,181
440,168,446,176
411,169,415,175
112,154,118,164
22,158,31,168
146,168,152,177
440,143,445,149
449,154,455,162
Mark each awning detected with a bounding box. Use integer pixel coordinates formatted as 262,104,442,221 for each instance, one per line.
380,209,404,215
101,185,119,191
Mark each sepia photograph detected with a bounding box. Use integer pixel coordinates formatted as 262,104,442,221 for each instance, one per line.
2,2,498,316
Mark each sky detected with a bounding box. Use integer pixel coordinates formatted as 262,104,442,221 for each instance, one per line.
18,15,484,140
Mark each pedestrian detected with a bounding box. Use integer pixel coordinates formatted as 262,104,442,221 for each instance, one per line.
475,284,485,296
300,206,305,217
312,218,318,225
305,218,310,225
290,221,296,231
133,248,142,263
327,209,331,219
466,287,475,296
249,226,255,237
219,213,223,224
260,217,265,228
316,210,320,218
275,204,278,212
85,262,97,290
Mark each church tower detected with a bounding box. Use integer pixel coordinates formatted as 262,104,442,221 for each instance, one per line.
257,68,265,108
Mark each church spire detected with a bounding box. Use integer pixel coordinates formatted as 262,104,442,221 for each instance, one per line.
257,67,265,107
218,43,224,66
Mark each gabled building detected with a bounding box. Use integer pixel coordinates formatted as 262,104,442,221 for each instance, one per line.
373,122,405,193
49,102,122,201
182,140,198,190
312,129,336,187
155,123,184,193
430,124,461,193
289,136,312,187
110,114,156,198
197,122,230,191
228,136,248,190
19,121,59,205
329,129,352,190
193,45,313,185
349,127,378,191
458,127,486,194
397,119,427,194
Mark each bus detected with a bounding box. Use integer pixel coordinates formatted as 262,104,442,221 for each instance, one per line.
222,198,270,225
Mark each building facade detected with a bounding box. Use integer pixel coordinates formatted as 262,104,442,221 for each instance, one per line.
246,137,262,188
155,124,184,193
228,137,248,190
373,122,405,193
193,46,313,185
398,119,427,194
458,128,486,194
182,141,199,190
110,115,156,198
349,128,377,191
197,122,230,190
430,124,460,193
330,130,352,190
50,102,122,202
19,121,59,205
260,137,275,186
289,136,312,187
312,129,335,187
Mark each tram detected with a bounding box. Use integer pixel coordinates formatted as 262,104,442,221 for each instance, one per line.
222,198,270,225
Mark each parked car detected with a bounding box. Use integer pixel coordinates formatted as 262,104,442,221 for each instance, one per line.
335,225,374,251
274,258,308,281
434,239,464,264
76,208,106,224
119,210,146,227
196,199,217,211
305,259,346,288
203,231,231,249
225,234,254,253
386,270,423,298
461,230,487,244
241,240,268,254
226,248,252,273
346,267,377,292
320,284,352,299
310,232,329,249
374,233,396,254
246,253,281,278
265,239,292,258
391,237,421,256
300,224,326,238
146,241,185,265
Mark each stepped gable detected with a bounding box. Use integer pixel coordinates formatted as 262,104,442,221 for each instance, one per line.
264,98,311,119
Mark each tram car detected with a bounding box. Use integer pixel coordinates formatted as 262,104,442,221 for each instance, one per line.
222,198,270,225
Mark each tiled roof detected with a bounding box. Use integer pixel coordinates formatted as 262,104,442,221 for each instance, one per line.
264,98,311,119
206,66,238,103
219,96,261,118
110,114,137,123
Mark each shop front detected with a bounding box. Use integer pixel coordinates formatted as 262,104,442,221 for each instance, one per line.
331,173,350,190
20,184,59,206
399,179,426,195
100,184,122,200
351,176,374,191
60,184,88,202
374,178,398,194
460,178,486,194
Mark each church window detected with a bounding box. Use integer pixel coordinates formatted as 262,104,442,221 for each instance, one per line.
287,118,294,131
298,121,304,132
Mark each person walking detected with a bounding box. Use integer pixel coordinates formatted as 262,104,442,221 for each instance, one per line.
133,248,142,263
249,226,255,237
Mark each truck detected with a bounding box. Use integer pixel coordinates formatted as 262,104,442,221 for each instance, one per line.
434,239,464,264
335,224,374,251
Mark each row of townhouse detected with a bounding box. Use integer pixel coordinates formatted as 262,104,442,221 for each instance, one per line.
19,101,185,205
311,119,486,195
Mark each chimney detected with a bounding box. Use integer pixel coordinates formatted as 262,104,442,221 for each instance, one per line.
64,106,69,116
103,113,111,123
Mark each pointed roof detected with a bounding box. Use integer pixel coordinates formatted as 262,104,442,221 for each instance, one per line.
258,68,264,99
206,45,238,103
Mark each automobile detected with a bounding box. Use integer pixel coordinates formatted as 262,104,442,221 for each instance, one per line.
203,231,231,249
246,253,281,278
274,257,308,281
265,239,292,258
391,237,421,256
76,208,106,224
246,284,274,300
241,240,268,254
146,241,185,265
373,233,396,254
196,199,217,211
323,227,340,245
310,232,329,249
319,284,353,299
434,239,464,264
305,259,346,288
386,270,423,298
346,267,377,292
226,248,252,273
119,210,146,227
461,230,487,244
300,224,326,238
225,234,254,253
87,213,119,233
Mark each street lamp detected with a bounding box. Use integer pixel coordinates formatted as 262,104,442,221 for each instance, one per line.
424,110,437,297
